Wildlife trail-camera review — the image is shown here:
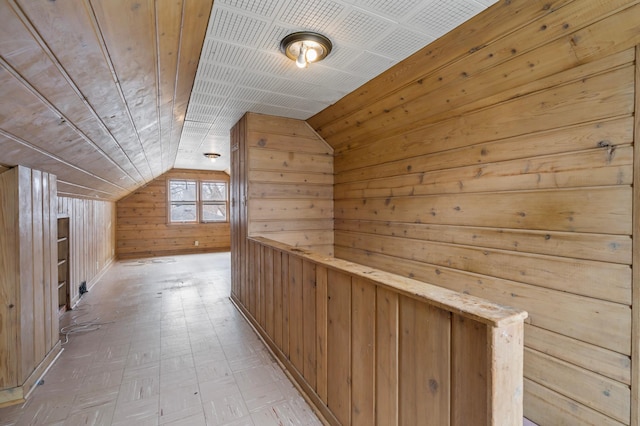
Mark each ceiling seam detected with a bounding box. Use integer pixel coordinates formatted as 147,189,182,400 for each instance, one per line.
57,180,116,197
0,127,127,193
153,0,165,174
168,0,187,168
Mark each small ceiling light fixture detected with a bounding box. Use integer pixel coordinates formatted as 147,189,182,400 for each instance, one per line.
280,31,332,69
203,152,221,163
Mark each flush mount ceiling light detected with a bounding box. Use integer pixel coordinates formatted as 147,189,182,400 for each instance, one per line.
280,31,332,69
203,152,221,163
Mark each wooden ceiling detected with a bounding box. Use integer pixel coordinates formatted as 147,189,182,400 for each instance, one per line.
0,0,212,200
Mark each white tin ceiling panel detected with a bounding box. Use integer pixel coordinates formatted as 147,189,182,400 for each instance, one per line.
176,0,498,172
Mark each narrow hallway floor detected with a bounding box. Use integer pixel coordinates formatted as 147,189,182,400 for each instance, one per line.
0,252,322,426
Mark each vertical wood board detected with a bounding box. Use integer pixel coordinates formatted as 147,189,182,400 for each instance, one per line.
302,260,317,390
327,269,352,425
398,296,451,425
288,255,304,373
351,277,376,426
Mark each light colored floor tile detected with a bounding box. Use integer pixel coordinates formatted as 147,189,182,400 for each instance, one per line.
202,392,250,425
199,377,242,402
221,342,258,361
92,343,130,363
195,358,234,383
123,362,161,383
217,415,254,426
127,348,162,368
277,378,305,400
0,253,322,426
71,385,120,414
161,354,195,374
240,381,286,413
289,396,324,425
160,367,198,389
0,404,22,426
159,403,203,425
233,364,282,392
159,381,202,420
112,416,158,426
86,358,128,376
12,395,74,426
78,368,124,393
129,340,162,353
190,338,224,357
118,376,160,403
63,401,116,426
112,397,159,424
227,351,276,373
162,411,207,426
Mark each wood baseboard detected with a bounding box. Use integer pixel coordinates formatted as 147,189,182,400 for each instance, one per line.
71,256,116,309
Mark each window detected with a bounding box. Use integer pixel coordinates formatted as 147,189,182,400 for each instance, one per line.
201,181,227,222
168,179,227,223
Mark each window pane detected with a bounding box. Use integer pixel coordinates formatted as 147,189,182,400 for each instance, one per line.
170,180,196,202
170,203,197,222
202,203,227,222
201,182,226,201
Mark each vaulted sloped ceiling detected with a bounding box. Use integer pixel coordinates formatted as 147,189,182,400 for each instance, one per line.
0,0,495,201
0,0,212,200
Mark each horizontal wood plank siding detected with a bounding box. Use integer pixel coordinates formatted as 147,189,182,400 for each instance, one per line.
115,168,230,259
309,2,639,424
243,113,334,256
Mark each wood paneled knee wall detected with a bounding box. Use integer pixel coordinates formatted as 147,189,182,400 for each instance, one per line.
232,237,527,426
0,166,61,407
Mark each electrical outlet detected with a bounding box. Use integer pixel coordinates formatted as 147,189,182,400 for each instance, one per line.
194,240,199,246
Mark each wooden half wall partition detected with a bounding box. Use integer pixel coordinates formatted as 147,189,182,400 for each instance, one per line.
231,112,334,257
0,166,61,407
116,168,231,259
230,112,335,337
57,196,116,307
231,237,528,426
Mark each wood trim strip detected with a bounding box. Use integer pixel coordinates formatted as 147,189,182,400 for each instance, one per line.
0,128,125,194
630,44,640,426
250,236,527,328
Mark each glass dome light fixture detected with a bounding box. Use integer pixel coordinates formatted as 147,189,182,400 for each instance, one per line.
203,152,221,163
280,31,332,69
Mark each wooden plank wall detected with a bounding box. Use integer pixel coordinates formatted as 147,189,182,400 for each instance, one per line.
0,166,60,403
116,168,230,259
308,1,640,424
234,237,527,426
57,196,116,307
0,168,20,392
244,112,334,256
